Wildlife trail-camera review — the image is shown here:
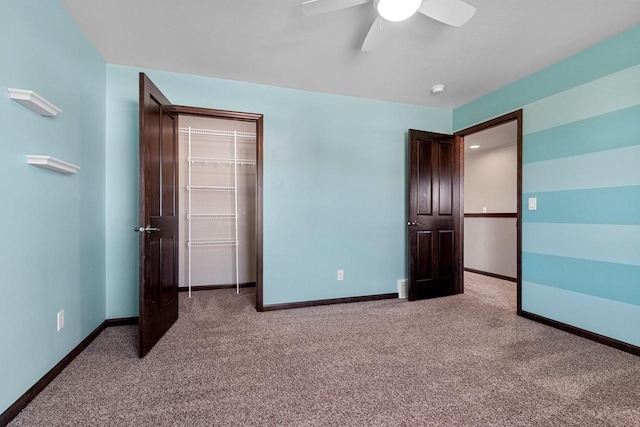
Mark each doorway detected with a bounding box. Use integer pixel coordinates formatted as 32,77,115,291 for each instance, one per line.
462,121,518,281
455,110,523,312
138,74,264,357
177,115,256,297
171,106,264,309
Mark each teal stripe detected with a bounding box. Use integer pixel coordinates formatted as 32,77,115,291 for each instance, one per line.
522,281,640,347
522,64,640,135
523,186,640,225
522,223,640,266
453,25,640,131
522,145,640,193
524,104,640,164
523,253,640,305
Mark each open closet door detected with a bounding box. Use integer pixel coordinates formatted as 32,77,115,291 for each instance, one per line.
408,130,463,300
136,73,179,357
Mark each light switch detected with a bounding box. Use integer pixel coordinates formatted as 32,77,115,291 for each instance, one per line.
528,197,537,211
482,207,487,213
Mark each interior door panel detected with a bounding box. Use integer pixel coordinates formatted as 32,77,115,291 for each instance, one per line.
138,73,179,357
408,130,462,300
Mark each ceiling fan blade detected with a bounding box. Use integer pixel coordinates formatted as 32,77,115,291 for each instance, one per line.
418,0,477,27
301,0,371,16
361,16,389,52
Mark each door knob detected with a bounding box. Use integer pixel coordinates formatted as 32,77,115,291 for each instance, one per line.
134,224,162,234
407,221,423,226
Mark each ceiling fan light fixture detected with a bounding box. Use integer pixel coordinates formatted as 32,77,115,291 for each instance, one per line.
376,0,422,22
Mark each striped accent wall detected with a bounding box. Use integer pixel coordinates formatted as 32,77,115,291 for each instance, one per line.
455,25,640,348
520,68,640,347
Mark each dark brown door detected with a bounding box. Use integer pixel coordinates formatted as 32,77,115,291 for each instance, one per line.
137,73,179,357
408,130,462,300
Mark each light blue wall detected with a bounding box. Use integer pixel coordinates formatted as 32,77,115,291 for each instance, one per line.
6,1,634,416
454,25,640,347
0,1,106,415
105,65,452,315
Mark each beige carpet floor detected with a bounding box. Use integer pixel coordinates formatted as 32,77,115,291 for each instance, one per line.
9,273,640,426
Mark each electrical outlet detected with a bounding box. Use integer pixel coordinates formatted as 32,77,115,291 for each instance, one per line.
337,269,344,281
57,310,64,332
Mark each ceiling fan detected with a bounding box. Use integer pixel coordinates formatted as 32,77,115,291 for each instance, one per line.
301,0,476,51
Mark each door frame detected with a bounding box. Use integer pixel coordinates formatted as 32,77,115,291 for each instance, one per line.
454,110,523,313
168,105,265,311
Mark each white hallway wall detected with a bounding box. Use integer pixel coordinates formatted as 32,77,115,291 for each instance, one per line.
464,141,517,278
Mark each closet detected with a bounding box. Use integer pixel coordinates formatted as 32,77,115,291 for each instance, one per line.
177,115,257,296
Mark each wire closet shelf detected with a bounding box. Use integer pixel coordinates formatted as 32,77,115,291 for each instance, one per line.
184,126,256,298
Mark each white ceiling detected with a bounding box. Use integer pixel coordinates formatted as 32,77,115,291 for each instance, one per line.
60,0,640,109
464,120,516,153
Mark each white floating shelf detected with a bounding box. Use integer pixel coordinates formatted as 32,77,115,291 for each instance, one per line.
8,88,61,117
27,155,80,174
